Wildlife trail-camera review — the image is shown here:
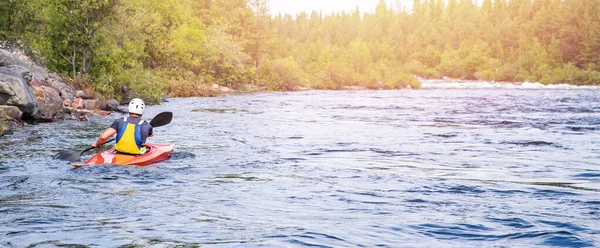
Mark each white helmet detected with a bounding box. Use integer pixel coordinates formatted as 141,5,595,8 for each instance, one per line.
128,98,145,115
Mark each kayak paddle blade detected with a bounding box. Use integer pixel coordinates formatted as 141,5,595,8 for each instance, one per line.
54,146,96,162
54,150,82,162
149,112,173,127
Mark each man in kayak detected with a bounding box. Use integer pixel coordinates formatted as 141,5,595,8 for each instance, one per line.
91,98,154,154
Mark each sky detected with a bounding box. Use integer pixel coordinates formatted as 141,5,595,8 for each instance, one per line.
269,0,414,16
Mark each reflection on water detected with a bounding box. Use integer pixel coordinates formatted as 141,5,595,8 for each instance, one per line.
1,88,600,247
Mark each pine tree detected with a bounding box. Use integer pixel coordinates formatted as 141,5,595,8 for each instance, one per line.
248,0,276,82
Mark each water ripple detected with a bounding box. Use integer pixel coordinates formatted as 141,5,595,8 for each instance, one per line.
1,89,600,247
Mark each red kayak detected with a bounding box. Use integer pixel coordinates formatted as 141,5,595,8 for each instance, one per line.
73,144,175,166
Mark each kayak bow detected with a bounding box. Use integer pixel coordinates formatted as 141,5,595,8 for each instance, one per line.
72,144,175,167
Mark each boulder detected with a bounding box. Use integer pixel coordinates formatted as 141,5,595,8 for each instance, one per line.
83,99,107,111
74,89,93,99
0,105,23,121
0,105,23,136
29,64,49,82
0,49,33,85
64,107,110,121
92,109,110,116
295,86,310,91
341,86,367,90
71,98,84,109
34,85,60,96
48,73,62,81
0,66,31,86
106,99,122,112
32,86,63,121
219,86,231,93
0,49,27,68
0,73,38,117
49,78,75,101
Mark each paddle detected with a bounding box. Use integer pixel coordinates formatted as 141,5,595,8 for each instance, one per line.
54,111,173,162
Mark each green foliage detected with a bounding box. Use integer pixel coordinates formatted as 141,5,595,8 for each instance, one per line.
383,72,421,89
2,0,600,101
478,69,496,81
46,0,119,78
261,57,309,91
167,23,205,71
541,63,600,85
165,76,219,98
0,0,46,42
436,49,463,78
198,27,255,89
405,60,440,79
0,120,6,135
113,67,165,104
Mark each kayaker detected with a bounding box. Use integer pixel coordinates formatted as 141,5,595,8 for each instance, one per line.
91,98,154,154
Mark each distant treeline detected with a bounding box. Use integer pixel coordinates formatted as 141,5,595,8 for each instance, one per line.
1,0,599,101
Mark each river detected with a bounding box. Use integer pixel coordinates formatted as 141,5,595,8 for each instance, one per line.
1,82,600,247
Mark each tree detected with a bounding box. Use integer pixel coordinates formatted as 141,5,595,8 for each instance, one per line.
47,0,119,78
0,0,45,39
248,0,276,82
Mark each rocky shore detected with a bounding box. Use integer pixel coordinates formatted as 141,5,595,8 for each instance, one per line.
0,43,121,136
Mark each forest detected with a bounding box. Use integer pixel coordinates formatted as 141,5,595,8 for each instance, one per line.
1,0,599,102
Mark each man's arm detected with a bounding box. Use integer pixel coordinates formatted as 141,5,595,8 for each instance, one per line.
91,128,117,147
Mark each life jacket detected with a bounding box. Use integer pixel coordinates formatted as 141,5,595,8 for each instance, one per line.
114,117,146,155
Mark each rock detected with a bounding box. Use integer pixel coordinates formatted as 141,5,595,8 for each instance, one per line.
29,78,47,87
0,105,23,121
49,79,75,101
0,73,38,117
33,85,60,96
0,49,27,68
29,65,49,82
92,109,110,116
0,67,31,85
64,107,110,121
341,86,367,90
106,99,122,112
74,90,93,99
0,46,122,124
0,48,37,84
0,118,20,136
48,73,62,81
71,98,84,109
295,86,310,91
219,86,230,93
212,84,219,89
83,99,107,110
32,86,63,121
74,90,89,99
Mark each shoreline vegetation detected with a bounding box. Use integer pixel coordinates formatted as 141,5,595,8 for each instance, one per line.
1,0,599,104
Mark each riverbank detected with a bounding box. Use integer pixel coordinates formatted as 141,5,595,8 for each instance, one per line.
0,45,120,136
2,42,598,137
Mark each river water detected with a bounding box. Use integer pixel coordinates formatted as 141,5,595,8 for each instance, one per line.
1,83,600,247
